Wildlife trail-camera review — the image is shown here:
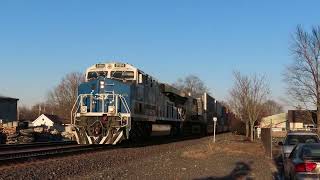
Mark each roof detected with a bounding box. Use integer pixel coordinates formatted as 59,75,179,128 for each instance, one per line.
0,95,19,101
42,114,64,124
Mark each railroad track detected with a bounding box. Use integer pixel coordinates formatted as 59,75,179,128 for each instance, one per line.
0,142,106,164
0,134,213,165
0,141,77,151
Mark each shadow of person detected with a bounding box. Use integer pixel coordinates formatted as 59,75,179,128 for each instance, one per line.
195,161,253,180
229,161,252,179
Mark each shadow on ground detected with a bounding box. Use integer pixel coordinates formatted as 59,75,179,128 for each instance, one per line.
118,132,230,148
194,161,253,180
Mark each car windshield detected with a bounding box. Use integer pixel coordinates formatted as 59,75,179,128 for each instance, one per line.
285,135,319,145
301,145,320,159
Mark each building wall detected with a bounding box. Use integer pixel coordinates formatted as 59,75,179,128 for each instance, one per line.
260,113,287,129
290,122,304,129
287,110,316,125
261,110,316,131
0,98,18,122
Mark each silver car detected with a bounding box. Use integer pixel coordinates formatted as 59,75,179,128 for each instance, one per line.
279,132,320,161
284,143,320,180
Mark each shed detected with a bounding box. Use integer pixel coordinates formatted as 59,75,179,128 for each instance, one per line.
0,95,19,123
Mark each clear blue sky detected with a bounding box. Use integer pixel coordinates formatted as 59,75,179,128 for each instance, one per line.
0,0,319,106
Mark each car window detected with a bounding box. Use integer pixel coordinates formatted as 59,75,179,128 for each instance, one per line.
284,135,319,145
289,145,300,159
301,146,320,159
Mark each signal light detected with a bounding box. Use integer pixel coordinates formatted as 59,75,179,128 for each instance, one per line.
295,162,317,172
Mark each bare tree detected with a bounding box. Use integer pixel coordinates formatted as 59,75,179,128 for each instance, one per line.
47,72,84,123
262,100,284,116
19,102,56,121
284,25,320,132
173,75,209,97
18,106,37,121
229,72,250,138
229,71,270,141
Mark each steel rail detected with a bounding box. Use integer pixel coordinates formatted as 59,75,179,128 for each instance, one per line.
0,141,77,151
0,144,108,164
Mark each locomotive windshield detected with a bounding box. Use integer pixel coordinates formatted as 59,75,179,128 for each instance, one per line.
111,71,134,79
87,71,108,80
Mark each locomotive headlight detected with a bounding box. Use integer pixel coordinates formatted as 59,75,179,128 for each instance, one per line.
100,81,105,89
108,106,115,113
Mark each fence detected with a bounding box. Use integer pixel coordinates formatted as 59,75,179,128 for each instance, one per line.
261,128,272,158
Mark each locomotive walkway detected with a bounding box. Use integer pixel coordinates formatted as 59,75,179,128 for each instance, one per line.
0,133,277,180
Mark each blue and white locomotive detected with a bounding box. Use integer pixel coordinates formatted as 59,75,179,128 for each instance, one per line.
71,62,229,144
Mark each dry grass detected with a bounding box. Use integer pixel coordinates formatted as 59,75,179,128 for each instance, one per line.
181,135,265,160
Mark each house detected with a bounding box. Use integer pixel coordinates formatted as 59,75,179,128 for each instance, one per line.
260,110,317,131
0,95,19,123
32,114,65,132
260,113,287,131
287,110,317,129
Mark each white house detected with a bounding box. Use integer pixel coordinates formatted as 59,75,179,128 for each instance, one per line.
32,114,65,132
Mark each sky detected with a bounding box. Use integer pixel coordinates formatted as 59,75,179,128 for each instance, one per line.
0,0,319,107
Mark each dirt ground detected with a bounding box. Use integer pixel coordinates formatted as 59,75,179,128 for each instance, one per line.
0,133,278,180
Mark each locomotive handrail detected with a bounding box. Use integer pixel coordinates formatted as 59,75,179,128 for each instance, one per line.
119,95,131,113
71,93,131,122
70,95,81,125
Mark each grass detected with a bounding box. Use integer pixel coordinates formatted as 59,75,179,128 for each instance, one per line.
181,134,265,160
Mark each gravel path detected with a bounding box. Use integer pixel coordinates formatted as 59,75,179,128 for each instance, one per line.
0,133,277,180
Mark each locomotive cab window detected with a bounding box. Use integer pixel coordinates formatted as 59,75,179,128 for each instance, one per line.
111,71,134,79
144,75,149,85
138,73,143,84
87,71,108,81
87,72,98,80
98,71,107,77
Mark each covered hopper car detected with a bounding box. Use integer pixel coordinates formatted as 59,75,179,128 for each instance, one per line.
71,62,229,144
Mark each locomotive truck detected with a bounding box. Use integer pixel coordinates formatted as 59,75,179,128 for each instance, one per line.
71,62,229,144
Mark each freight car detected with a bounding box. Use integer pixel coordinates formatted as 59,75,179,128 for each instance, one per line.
71,62,229,144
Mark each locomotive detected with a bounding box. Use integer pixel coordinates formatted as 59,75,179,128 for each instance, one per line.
71,62,229,144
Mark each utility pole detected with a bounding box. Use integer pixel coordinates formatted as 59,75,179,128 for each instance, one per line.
38,104,41,116
270,118,273,159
